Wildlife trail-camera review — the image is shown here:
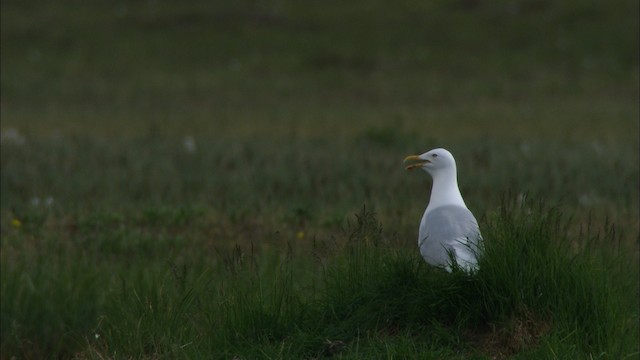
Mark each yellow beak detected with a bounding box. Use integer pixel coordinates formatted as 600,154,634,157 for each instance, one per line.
403,155,429,170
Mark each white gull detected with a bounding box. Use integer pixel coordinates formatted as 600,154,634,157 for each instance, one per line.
404,148,483,272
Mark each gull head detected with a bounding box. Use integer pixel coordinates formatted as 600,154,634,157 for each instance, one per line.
404,148,456,176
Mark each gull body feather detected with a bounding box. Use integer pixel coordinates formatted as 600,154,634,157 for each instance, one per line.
405,148,483,272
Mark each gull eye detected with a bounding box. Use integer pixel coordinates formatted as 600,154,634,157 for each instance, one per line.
432,154,438,158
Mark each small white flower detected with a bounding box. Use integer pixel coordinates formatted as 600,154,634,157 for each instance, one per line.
30,196,55,207
579,192,601,207
0,128,26,145
44,196,54,207
183,136,197,154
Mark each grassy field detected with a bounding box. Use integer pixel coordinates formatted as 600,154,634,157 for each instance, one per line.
1,1,639,359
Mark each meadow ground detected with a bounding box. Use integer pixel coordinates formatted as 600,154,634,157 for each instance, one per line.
1,1,639,359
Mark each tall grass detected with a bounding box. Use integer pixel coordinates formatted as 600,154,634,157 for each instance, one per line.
2,200,636,358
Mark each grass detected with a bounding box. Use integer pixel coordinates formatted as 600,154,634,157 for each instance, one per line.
1,204,636,359
1,0,639,358
1,1,638,141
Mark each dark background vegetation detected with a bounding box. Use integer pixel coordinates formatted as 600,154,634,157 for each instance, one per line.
1,0,638,358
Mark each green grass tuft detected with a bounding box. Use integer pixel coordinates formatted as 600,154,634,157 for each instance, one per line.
1,199,637,358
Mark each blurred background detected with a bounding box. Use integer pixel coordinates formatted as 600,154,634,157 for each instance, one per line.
1,0,638,233
2,1,637,139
